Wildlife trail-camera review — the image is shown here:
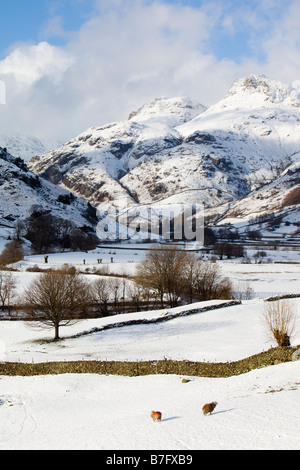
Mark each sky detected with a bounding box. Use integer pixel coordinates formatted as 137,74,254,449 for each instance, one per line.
0,0,299,144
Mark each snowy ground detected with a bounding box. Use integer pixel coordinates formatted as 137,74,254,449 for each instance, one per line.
10,244,300,301
0,247,300,450
0,363,300,450
1,298,300,364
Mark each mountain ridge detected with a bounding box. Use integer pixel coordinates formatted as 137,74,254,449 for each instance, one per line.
25,75,300,234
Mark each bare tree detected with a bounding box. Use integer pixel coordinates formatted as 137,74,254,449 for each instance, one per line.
232,281,254,301
135,248,165,307
0,271,16,313
23,269,92,341
262,300,297,347
189,260,232,301
128,283,151,312
91,277,111,317
136,246,233,307
108,277,123,313
135,246,193,308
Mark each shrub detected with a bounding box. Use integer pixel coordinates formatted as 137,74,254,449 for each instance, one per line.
233,281,254,300
0,240,24,265
57,193,75,205
262,300,297,347
282,187,300,208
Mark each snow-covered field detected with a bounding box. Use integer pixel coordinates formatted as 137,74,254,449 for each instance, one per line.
0,247,300,450
12,243,300,299
0,363,299,450
1,297,299,364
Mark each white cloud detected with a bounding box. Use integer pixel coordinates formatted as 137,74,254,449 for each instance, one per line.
0,42,74,87
260,1,300,83
0,80,6,105
0,0,299,144
41,15,69,41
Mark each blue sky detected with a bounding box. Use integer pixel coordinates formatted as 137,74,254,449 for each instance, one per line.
0,0,299,141
0,0,95,57
0,0,283,62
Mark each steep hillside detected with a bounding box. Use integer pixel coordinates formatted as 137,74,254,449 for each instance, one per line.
205,160,300,234
0,147,98,251
28,96,206,209
28,75,300,224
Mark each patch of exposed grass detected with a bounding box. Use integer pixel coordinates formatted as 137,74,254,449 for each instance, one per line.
0,345,299,378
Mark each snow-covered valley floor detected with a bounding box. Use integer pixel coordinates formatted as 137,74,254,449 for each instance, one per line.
0,248,300,450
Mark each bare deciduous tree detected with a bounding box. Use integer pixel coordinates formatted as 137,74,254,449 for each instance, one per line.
107,277,121,312
91,277,111,317
189,260,232,301
23,269,92,341
262,300,297,347
232,281,254,300
0,271,16,313
135,246,193,308
128,283,151,312
135,246,232,308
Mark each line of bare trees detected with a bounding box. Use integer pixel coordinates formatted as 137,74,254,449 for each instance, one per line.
0,246,298,344
135,246,232,308
0,246,235,341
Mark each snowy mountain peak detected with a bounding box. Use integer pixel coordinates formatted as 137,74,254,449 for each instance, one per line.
28,74,300,225
227,74,300,107
128,96,206,126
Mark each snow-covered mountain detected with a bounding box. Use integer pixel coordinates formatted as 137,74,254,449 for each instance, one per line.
28,96,207,209
0,147,98,238
205,159,300,231
28,75,300,228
